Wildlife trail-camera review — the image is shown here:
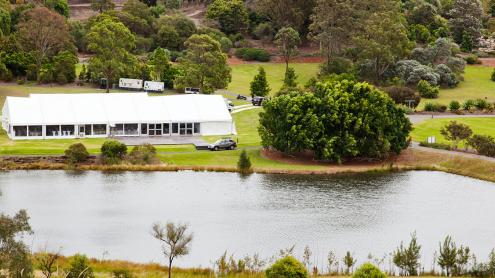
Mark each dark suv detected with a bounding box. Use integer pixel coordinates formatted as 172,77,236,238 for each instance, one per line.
208,138,237,151
252,96,265,106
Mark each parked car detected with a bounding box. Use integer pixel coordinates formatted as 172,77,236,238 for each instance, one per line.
185,87,200,94
225,100,234,112
237,94,247,100
208,138,237,151
252,96,265,106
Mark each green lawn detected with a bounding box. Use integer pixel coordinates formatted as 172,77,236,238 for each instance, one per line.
411,117,495,146
228,63,320,96
419,65,495,109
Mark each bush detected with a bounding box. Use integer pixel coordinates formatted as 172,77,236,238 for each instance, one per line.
320,57,354,75
474,98,490,110
384,86,421,108
352,263,387,278
468,134,495,157
234,48,270,62
101,140,127,164
449,100,461,112
65,143,89,164
465,54,481,65
113,269,135,278
266,256,308,278
424,102,446,112
417,80,439,98
419,141,452,150
491,69,495,82
237,149,252,173
66,254,94,278
128,144,158,165
462,99,475,111
435,64,459,88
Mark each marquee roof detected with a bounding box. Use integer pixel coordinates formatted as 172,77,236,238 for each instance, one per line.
3,93,233,125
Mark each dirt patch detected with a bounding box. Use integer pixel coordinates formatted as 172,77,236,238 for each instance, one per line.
479,58,495,67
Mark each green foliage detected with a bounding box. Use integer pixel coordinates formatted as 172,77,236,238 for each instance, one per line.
440,121,473,149
53,50,78,84
474,98,490,110
250,67,270,97
65,143,90,164
384,86,421,108
465,54,480,65
460,31,473,52
343,251,356,273
275,27,300,70
492,68,495,82
259,80,412,162
44,0,70,17
448,0,482,46
237,149,252,173
148,47,176,88
113,269,135,278
393,233,421,276
163,0,181,9
352,263,386,278
234,48,270,62
462,99,475,111
253,22,274,43
91,0,115,13
417,80,439,98
206,0,249,35
219,37,233,53
438,236,458,276
154,14,196,51
101,140,128,164
449,100,461,112
156,25,180,50
468,134,495,157
87,17,136,92
419,141,452,150
266,256,308,278
0,0,11,37
320,57,354,75
175,34,231,94
128,144,158,165
70,21,87,52
283,67,298,88
66,254,95,278
0,210,33,278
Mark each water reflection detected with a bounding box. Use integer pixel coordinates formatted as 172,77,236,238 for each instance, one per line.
0,170,494,268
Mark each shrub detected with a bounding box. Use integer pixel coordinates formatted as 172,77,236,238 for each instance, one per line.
320,57,354,75
237,149,252,173
435,64,459,88
219,37,233,53
113,269,135,278
352,263,387,278
449,100,461,112
101,140,127,164
65,254,94,278
65,143,89,164
417,80,439,98
440,121,473,149
465,54,481,65
462,99,475,111
467,134,495,157
384,86,421,108
128,144,158,165
234,48,270,62
491,68,495,82
474,98,489,110
419,141,451,150
423,102,446,112
266,256,308,278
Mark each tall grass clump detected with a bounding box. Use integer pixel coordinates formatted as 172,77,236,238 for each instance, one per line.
237,149,252,174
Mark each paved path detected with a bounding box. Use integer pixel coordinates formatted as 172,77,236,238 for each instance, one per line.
408,114,495,124
232,106,261,114
117,136,206,146
410,141,495,162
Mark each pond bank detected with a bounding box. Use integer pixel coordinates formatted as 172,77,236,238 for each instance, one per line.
1,148,495,182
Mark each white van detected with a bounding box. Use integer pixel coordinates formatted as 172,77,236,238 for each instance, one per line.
119,78,143,90
184,87,200,94
144,81,165,92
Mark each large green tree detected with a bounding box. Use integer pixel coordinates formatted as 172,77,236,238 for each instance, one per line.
206,0,249,35
91,0,115,13
87,18,136,92
0,210,33,278
18,6,71,82
250,66,270,97
259,80,411,162
0,0,11,37
255,0,315,35
448,0,482,47
175,34,231,94
148,47,176,89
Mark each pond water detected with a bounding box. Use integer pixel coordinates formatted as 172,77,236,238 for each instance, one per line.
0,170,494,269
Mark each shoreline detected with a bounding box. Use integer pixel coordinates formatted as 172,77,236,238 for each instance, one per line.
1,149,495,182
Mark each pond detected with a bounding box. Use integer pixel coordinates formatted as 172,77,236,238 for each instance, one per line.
0,170,494,269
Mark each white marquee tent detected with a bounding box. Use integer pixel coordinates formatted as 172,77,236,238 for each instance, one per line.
1,93,236,140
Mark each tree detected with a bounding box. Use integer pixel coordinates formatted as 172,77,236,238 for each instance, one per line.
343,251,356,274
266,256,308,278
0,0,11,37
86,18,136,93
259,80,411,162
438,235,457,276
148,47,176,88
91,0,115,13
53,50,78,84
352,263,386,278
274,27,300,73
101,140,128,164
303,246,312,270
152,222,193,278
440,121,473,149
237,149,252,174
327,251,337,274
175,34,231,94
36,251,60,278
448,0,482,47
205,0,249,35
0,210,33,278
283,67,298,88
250,67,270,97
66,254,94,278
65,143,89,164
490,0,495,17
255,0,315,35
44,0,70,17
393,233,421,276
18,7,71,83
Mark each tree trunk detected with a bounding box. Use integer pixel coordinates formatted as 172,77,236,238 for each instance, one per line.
106,78,110,93
168,259,172,278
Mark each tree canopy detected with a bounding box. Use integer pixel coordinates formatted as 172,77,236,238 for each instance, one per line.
206,0,249,35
